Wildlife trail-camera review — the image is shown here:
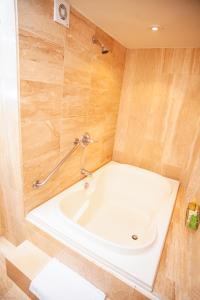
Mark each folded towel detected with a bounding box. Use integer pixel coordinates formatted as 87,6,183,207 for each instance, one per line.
29,258,105,300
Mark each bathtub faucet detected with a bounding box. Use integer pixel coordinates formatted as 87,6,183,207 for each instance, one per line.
81,168,93,190
80,168,93,177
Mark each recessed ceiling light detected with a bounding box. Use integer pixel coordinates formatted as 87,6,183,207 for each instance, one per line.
151,25,160,31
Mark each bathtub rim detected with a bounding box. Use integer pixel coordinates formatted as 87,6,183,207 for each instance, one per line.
26,161,180,299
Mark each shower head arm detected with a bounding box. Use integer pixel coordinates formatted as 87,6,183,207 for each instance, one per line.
92,36,104,48
92,35,110,54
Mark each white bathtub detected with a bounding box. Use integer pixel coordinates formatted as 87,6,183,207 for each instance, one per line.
27,161,179,297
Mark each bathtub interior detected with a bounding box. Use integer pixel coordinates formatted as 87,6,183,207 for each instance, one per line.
59,162,172,250
27,161,179,291
98,164,172,213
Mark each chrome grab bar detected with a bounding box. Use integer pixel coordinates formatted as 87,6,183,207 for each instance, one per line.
32,133,94,189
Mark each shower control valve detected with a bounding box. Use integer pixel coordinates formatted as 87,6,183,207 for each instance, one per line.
79,133,95,147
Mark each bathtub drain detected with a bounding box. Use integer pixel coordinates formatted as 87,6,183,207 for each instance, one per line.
131,234,138,240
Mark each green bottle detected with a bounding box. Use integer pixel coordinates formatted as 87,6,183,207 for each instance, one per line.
186,202,199,231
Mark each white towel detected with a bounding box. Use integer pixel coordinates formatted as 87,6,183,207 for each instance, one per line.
29,258,105,300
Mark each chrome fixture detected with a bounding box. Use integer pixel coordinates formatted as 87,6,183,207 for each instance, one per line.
79,132,94,147
131,234,138,240
81,168,93,190
33,133,94,189
80,168,92,177
92,36,110,54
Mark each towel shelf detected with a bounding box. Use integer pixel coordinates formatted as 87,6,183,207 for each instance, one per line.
5,240,111,300
6,241,50,300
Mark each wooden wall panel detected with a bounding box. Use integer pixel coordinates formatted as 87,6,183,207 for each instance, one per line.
114,48,200,187
18,0,126,212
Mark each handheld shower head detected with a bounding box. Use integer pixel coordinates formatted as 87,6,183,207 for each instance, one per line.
92,36,110,54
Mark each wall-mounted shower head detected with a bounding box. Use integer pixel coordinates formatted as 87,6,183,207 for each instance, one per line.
92,36,110,54
101,47,110,54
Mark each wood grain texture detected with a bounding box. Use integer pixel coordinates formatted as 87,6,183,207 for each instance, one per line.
0,0,25,245
113,48,200,299
0,189,5,236
114,48,200,187
6,260,38,300
5,241,52,300
1,2,200,300
18,0,126,212
0,251,30,300
154,187,200,300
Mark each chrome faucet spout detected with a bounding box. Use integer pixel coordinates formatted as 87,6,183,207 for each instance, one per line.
80,168,92,177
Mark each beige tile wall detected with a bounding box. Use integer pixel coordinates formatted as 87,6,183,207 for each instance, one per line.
0,189,4,235
114,48,200,188
18,0,126,212
1,2,198,299
0,0,25,244
113,48,200,299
